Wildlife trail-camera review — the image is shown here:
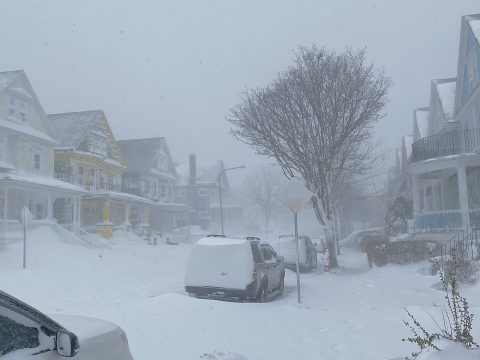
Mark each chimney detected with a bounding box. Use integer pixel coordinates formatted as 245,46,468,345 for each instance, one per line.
189,154,196,185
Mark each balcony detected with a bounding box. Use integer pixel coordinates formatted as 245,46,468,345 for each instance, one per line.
411,129,480,163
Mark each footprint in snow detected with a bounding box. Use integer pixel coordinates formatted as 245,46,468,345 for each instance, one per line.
200,351,247,360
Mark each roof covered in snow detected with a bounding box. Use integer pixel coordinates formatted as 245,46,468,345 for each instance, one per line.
466,14,480,45
0,118,56,144
433,78,457,120
176,160,228,187
47,110,103,148
413,107,429,141
117,138,177,177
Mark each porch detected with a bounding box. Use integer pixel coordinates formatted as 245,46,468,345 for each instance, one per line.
410,153,480,231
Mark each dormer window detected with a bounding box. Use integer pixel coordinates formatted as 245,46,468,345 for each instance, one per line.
89,135,107,156
467,52,479,91
8,96,28,122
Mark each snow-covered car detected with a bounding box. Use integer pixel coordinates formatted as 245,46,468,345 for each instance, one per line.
184,235,285,302
273,235,318,272
0,290,133,360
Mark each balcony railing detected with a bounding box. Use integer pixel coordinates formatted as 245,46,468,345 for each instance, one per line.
411,129,480,163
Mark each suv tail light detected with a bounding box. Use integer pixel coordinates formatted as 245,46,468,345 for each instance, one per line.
252,269,257,281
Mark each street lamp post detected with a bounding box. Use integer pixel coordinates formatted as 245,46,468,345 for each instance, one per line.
218,165,246,236
279,178,314,304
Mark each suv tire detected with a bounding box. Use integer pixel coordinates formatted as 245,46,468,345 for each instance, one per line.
278,274,285,297
257,279,268,303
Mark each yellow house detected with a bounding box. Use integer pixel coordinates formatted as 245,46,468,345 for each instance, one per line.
47,110,152,238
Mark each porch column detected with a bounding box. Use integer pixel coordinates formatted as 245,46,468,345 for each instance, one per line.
72,196,77,226
431,181,436,211
423,185,428,212
96,199,113,239
440,180,445,210
412,175,420,215
457,166,470,228
125,203,131,227
77,196,82,226
47,193,53,221
1,187,7,246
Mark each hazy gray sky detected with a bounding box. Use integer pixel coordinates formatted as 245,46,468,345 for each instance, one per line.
0,0,478,183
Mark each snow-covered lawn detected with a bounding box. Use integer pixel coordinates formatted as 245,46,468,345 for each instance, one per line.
1,226,479,360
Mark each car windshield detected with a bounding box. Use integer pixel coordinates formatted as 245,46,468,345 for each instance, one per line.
1,2,480,360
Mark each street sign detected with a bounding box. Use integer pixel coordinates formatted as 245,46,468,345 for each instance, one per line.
279,178,314,213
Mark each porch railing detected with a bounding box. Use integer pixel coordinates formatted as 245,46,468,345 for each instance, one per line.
415,210,463,231
51,222,111,249
411,128,480,163
439,223,479,270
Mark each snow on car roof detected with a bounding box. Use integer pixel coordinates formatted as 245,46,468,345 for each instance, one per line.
197,237,248,246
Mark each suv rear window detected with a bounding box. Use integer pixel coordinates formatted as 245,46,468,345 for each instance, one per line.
250,243,262,263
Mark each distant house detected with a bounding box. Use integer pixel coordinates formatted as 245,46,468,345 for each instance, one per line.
0,70,84,242
117,137,186,233
175,154,244,232
47,110,152,238
407,14,480,230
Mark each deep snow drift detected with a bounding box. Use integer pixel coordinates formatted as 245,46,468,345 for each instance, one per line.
1,226,479,359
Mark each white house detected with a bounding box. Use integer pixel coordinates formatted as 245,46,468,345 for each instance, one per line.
0,70,84,243
408,14,480,230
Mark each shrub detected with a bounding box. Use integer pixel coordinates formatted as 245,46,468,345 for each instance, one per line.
385,196,413,236
372,240,440,266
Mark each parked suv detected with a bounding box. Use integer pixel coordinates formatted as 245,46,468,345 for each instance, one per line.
273,235,318,272
184,235,285,302
0,290,133,359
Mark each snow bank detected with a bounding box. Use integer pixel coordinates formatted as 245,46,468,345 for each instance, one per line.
416,341,480,360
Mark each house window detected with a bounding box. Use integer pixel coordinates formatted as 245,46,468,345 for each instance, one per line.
198,189,209,197
0,134,6,163
8,96,28,122
467,54,479,91
177,189,187,198
160,184,166,197
89,135,107,156
33,153,40,170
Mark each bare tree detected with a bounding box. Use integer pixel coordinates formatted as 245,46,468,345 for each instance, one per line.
227,46,392,267
243,166,283,237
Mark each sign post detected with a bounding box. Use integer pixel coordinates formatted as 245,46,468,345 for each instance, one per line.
19,207,33,269
279,178,314,304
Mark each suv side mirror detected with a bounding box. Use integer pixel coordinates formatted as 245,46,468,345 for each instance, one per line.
56,331,78,357
277,256,284,262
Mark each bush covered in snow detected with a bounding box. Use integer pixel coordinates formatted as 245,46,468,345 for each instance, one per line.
385,196,413,236
371,239,440,266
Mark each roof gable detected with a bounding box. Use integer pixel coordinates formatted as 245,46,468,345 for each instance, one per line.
117,137,177,176
0,70,56,143
47,110,125,166
413,107,429,141
432,78,456,121
466,14,480,47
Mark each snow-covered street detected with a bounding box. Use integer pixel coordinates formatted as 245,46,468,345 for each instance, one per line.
2,227,478,360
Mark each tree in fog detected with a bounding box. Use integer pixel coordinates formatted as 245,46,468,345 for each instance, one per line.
243,166,283,237
227,46,392,267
